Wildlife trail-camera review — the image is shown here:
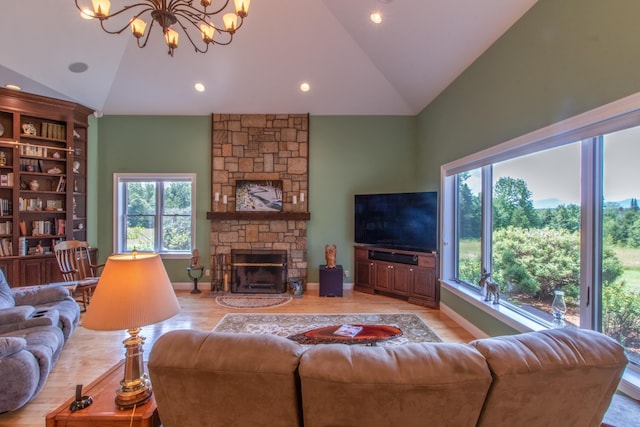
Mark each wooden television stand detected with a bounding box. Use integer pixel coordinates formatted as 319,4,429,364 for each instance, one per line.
354,245,439,308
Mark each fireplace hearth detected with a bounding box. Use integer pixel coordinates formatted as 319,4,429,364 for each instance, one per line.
231,249,287,294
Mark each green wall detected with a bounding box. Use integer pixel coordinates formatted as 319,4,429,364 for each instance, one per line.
95,116,211,281
93,115,416,283
308,116,417,282
417,0,640,335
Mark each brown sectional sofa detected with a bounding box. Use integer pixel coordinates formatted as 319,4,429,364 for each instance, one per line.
148,328,627,427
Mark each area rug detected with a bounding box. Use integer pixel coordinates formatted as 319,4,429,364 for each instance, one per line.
214,295,292,309
213,313,442,346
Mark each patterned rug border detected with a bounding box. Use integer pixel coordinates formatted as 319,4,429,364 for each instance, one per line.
213,313,443,345
214,295,293,309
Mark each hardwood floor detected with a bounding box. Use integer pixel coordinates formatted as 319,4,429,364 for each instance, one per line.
0,288,473,427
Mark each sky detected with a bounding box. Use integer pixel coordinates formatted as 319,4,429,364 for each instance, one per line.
466,125,640,207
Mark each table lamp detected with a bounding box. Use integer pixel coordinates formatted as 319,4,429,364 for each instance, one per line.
82,251,180,409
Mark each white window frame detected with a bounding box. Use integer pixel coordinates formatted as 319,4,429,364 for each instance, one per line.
113,173,196,258
441,92,640,398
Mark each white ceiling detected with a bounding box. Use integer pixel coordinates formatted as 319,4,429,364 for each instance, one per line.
0,0,537,116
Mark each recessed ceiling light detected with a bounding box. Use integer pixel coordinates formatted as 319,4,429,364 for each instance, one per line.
80,8,94,19
68,62,89,73
370,12,383,24
5,84,21,91
300,82,311,93
194,83,206,92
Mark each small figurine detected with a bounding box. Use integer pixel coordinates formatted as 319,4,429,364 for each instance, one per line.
190,249,201,268
34,241,43,255
479,269,500,304
325,244,337,269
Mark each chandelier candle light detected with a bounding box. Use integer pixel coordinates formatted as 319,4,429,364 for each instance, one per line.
82,251,180,409
75,0,251,56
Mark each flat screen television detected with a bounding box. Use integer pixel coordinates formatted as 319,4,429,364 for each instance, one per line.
354,192,438,253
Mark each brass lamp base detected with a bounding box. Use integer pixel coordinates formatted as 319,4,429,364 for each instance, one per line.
115,376,152,409
116,328,153,409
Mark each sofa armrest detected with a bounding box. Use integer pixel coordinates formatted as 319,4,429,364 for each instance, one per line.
0,306,35,324
0,336,27,359
12,285,70,306
0,307,59,335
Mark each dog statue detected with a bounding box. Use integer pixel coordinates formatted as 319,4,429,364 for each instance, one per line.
325,244,337,268
479,270,500,304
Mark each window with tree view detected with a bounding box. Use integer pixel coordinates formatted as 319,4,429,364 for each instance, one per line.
445,113,640,371
115,174,195,255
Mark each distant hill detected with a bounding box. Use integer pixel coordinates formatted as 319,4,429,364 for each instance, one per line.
535,198,638,209
533,198,565,209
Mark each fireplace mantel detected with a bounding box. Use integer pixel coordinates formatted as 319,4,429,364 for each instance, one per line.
207,211,311,221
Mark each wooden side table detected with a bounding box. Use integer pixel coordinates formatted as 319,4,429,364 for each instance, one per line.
45,360,161,427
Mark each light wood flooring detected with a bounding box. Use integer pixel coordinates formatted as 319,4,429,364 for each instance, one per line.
0,288,473,426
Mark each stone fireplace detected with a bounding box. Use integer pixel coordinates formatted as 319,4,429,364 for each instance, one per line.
207,114,310,291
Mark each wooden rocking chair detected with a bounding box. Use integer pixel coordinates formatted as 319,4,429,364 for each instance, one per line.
54,240,104,311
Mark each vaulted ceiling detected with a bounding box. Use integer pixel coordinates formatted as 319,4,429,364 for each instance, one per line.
0,1,537,115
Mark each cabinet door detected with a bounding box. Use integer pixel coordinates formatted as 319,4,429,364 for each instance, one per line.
391,264,411,296
0,258,14,285
354,248,375,294
374,263,392,291
46,256,64,283
355,258,375,289
20,258,46,286
411,266,436,301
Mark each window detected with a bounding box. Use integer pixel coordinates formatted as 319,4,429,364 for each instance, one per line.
442,94,640,376
114,174,195,255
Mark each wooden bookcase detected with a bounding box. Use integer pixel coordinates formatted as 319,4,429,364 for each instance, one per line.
0,88,92,286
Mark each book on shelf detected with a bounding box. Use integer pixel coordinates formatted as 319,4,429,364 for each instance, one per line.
333,324,363,337
0,198,11,216
0,221,12,235
18,236,26,256
56,218,65,235
56,176,65,192
0,238,12,257
31,220,53,236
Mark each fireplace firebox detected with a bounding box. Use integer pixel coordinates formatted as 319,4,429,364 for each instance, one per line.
230,249,287,294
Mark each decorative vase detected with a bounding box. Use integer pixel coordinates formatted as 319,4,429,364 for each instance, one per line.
28,180,40,191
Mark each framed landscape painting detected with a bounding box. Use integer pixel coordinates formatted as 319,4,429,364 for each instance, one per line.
235,180,283,212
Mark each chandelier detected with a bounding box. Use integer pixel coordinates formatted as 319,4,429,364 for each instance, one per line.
75,0,251,56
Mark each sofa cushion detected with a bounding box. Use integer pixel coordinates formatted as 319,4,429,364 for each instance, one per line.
149,330,305,427
470,328,628,427
298,342,492,427
0,270,15,309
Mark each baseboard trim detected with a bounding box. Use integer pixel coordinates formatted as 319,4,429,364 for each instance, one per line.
171,282,354,292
